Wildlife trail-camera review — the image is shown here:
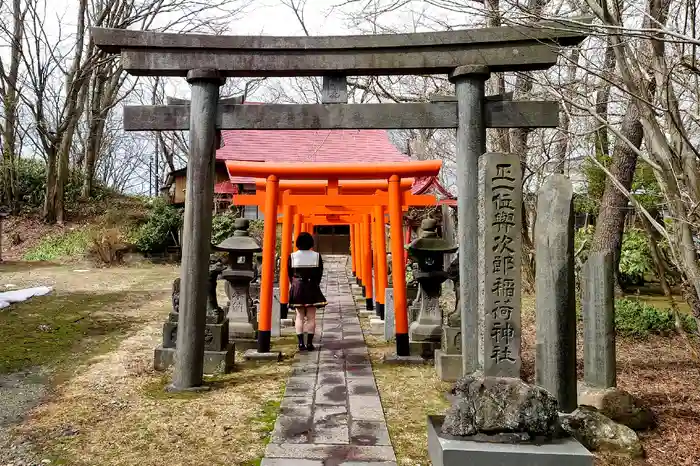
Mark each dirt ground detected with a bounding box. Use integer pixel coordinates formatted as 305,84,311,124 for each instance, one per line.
359,289,700,466
0,262,294,466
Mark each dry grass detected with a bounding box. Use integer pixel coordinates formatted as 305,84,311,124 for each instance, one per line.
1,263,295,466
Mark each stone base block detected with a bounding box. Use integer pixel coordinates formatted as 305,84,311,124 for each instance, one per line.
427,415,593,466
244,349,282,362
409,340,440,359
162,321,178,348
204,320,229,352
232,338,259,351
435,350,462,382
358,310,374,319
369,319,384,335
153,343,235,374
229,322,257,340
281,318,294,327
382,352,431,365
281,327,296,336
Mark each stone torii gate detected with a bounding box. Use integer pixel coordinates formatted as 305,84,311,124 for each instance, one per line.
92,19,590,390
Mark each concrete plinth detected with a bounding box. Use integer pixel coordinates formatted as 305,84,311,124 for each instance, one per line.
435,350,462,382
369,319,384,335
281,318,294,327
382,353,431,365
154,343,235,375
233,338,259,351
409,340,439,359
427,416,593,466
358,310,375,319
244,349,282,362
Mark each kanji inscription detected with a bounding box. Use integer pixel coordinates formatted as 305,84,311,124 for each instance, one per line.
483,154,522,377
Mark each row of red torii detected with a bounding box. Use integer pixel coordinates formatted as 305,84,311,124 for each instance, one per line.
227,160,444,357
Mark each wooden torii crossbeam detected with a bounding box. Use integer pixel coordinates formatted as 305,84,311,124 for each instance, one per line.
91,18,590,390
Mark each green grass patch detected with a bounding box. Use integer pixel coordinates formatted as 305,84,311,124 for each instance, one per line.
245,397,283,466
0,291,148,373
23,229,90,262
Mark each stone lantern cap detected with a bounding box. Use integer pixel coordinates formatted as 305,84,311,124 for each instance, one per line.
212,218,262,253
405,218,458,254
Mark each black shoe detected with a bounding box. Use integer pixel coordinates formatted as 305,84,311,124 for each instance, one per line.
306,334,315,351
297,334,306,351
298,343,307,351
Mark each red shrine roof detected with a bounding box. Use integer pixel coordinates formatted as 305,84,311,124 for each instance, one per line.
212,102,451,199
217,128,411,183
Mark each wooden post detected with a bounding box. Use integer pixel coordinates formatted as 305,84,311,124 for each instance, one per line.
279,204,293,319
350,224,357,277
362,213,374,310
356,223,364,287
258,174,279,353
293,213,302,252
450,65,490,376
374,205,388,320
372,211,380,315
389,175,409,356
170,69,224,391
403,221,411,264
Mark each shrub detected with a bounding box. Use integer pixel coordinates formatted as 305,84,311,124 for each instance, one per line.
88,227,129,266
23,228,90,261
618,229,654,285
132,198,182,253
614,298,697,337
211,211,238,245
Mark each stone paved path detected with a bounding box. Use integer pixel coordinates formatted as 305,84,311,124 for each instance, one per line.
262,256,397,466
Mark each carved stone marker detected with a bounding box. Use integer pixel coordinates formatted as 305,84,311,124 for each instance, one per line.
322,75,348,104
582,251,616,388
535,175,577,413
384,287,395,342
478,153,522,378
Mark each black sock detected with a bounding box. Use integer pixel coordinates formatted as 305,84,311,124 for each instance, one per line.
297,334,305,347
306,334,314,346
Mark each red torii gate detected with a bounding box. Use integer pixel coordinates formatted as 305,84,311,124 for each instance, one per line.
233,179,436,321
226,160,442,357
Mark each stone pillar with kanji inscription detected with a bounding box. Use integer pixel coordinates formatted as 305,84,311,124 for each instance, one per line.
477,153,522,377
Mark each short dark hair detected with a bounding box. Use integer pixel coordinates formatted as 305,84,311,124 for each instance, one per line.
296,232,314,250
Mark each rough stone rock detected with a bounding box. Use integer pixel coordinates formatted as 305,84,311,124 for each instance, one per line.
560,406,643,458
578,384,656,431
442,372,559,438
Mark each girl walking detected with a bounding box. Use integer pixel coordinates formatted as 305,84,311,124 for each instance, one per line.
288,232,327,351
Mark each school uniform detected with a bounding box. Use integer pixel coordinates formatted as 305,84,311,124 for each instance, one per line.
287,249,327,310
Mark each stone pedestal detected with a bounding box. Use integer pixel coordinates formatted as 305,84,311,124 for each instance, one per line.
427,416,592,466
223,271,258,350
435,326,463,381
408,287,442,360
369,318,384,335
154,307,235,374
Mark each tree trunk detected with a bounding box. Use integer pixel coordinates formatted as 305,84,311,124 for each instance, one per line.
43,145,58,223
589,98,643,290
0,0,26,212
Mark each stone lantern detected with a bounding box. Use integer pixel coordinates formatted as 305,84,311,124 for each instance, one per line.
405,218,457,359
213,218,262,350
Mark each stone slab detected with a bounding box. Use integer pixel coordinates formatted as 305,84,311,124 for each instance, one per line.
347,378,378,396
316,384,348,406
350,420,391,446
435,350,462,382
349,395,385,421
313,405,349,444
427,416,593,466
153,344,235,374
203,321,229,352
271,415,312,443
261,459,323,466
359,310,375,318
265,443,396,462
244,349,282,362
